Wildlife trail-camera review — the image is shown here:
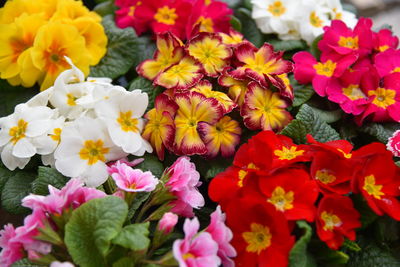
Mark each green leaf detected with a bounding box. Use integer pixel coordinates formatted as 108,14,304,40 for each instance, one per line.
293,85,315,107
31,167,69,195
0,163,14,195
136,154,164,178
0,79,38,117
351,194,378,229
289,221,317,267
359,122,400,143
374,216,400,243
112,257,136,267
130,36,157,71
342,239,361,252
127,192,151,220
205,160,231,180
1,170,36,214
93,1,118,17
112,222,150,251
11,259,46,267
347,242,400,267
129,77,163,112
89,16,138,79
281,104,340,144
310,35,323,60
268,39,307,52
220,0,241,8
236,8,263,47
230,16,242,32
65,196,128,267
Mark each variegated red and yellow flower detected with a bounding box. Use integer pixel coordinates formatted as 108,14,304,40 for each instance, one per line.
198,116,241,158
230,42,293,91
142,94,178,160
173,91,223,155
241,82,292,131
137,32,184,80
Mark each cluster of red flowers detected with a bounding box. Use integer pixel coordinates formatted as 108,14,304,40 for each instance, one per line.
139,31,294,160
293,18,400,124
209,130,400,266
115,0,232,40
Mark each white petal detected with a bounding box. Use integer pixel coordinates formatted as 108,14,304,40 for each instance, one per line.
81,162,108,187
13,138,36,158
120,93,148,118
26,120,52,137
0,130,11,147
1,143,30,170
41,154,56,167
55,155,87,178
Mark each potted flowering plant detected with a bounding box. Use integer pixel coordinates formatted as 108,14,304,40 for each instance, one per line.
1,0,400,266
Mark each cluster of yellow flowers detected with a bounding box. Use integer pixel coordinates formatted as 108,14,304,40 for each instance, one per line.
0,0,107,91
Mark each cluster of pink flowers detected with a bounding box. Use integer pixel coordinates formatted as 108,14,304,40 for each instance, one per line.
293,18,400,124
0,179,106,266
173,206,236,267
115,0,232,40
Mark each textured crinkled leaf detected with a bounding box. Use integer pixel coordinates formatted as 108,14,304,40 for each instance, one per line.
131,36,157,71
236,8,263,47
11,258,46,267
128,77,163,112
65,196,128,267
1,170,36,214
268,39,307,52
359,122,400,143
31,166,69,195
0,163,14,195
347,242,400,267
93,1,117,17
127,192,151,220
112,222,150,251
289,221,317,267
280,119,309,144
0,79,38,117
293,85,315,107
89,16,138,79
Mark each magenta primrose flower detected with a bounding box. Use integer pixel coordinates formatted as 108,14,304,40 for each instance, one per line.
173,217,221,267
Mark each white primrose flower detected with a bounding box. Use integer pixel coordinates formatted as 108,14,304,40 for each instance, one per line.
26,87,54,107
298,0,331,44
323,0,357,28
54,116,128,187
95,89,153,155
251,0,301,37
0,104,55,170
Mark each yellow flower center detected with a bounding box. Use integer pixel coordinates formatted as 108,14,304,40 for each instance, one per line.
315,170,336,184
342,84,366,101
196,16,214,32
183,253,195,260
338,36,359,49
392,67,400,73
79,139,109,165
268,186,294,211
154,6,178,25
368,87,396,109
378,45,389,52
242,223,272,255
267,1,286,17
67,93,78,106
274,146,304,160
128,1,141,17
321,211,342,231
237,163,257,187
50,128,62,142
363,174,384,199
117,111,139,132
310,11,323,28
337,149,352,158
313,60,336,77
9,119,28,145
333,8,343,20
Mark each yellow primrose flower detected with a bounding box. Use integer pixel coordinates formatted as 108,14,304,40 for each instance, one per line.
50,0,101,23
187,33,232,77
242,82,292,131
191,80,236,113
174,92,223,155
198,116,241,158
0,0,56,23
31,22,91,91
71,17,107,65
0,13,45,86
137,32,184,80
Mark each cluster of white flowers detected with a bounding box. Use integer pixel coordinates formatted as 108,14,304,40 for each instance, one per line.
0,58,152,187
251,0,358,44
